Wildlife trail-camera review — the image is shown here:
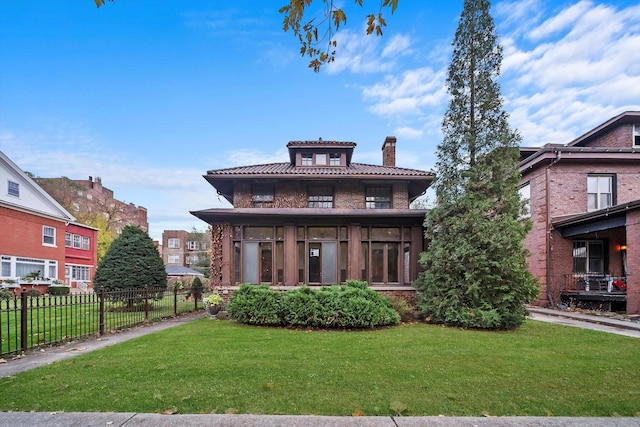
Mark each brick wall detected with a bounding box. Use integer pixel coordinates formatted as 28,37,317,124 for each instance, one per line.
626,210,640,313
0,206,66,278
579,124,633,148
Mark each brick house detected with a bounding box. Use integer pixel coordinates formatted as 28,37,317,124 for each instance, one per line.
64,222,99,292
1,150,97,294
191,137,433,300
162,229,209,268
520,111,640,314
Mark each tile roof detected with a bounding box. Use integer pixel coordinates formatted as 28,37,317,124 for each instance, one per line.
206,162,433,177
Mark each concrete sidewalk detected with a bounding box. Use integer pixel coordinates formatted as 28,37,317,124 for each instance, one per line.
0,412,639,427
527,306,640,338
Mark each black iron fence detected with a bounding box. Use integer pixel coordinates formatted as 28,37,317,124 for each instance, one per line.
0,287,203,357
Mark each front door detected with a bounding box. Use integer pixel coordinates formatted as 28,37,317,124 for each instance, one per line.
308,242,337,284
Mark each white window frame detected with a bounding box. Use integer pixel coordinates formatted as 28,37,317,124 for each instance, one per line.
587,175,613,212
519,182,531,218
168,238,180,249
73,234,82,249
82,236,90,250
65,232,72,247
7,180,19,197
187,241,199,251
633,124,640,147
43,226,56,246
167,254,180,264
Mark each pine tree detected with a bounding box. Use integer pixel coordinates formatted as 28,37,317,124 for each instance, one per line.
94,225,167,297
415,0,538,329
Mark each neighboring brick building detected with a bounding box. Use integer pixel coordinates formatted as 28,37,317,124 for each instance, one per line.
162,229,209,272
191,137,434,301
0,151,98,294
519,111,640,314
36,176,148,234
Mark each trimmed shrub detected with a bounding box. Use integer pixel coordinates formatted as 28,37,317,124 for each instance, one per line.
48,286,70,296
226,284,284,326
0,290,13,301
228,282,400,329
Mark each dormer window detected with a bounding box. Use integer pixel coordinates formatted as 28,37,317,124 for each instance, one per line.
301,154,313,166
634,124,640,147
329,153,341,166
315,154,327,166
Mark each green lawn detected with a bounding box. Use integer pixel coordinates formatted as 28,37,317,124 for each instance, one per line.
1,294,200,355
0,319,638,416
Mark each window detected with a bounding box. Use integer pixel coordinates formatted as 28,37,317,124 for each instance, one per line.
186,255,199,264
573,240,605,274
587,175,614,211
252,184,274,208
168,238,180,249
366,187,391,209
48,261,57,278
187,241,200,250
15,257,45,278
73,234,82,248
308,186,333,208
71,265,90,281
1,256,11,277
315,153,327,165
634,124,640,147
519,182,531,217
168,254,180,264
65,233,72,247
329,153,341,166
7,180,19,197
301,153,313,166
82,236,90,250
43,226,56,246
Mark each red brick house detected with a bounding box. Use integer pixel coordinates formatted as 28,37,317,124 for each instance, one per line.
0,151,98,294
191,137,433,300
520,111,640,314
64,222,98,292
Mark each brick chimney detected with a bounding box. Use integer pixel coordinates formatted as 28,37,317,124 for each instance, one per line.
382,136,396,167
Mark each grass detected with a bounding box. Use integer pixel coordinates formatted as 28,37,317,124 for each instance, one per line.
0,319,638,416
1,293,200,355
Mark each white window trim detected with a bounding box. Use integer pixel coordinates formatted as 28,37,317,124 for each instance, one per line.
633,124,640,147
519,182,531,218
43,226,56,246
7,180,19,197
168,238,180,249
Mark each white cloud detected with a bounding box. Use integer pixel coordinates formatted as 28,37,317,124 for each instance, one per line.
358,0,640,149
362,67,447,118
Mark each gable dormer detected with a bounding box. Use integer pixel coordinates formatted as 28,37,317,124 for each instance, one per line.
287,139,356,168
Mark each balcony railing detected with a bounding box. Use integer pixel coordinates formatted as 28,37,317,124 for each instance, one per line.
564,274,627,293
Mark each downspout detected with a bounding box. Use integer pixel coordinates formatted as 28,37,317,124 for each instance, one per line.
545,150,561,306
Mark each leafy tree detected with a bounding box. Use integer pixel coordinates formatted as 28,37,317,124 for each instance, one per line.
414,0,538,330
94,0,398,72
94,225,167,304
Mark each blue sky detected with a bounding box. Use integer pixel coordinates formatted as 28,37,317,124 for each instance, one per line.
1,0,639,242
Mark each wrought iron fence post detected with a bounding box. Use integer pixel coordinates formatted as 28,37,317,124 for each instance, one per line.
173,287,178,315
144,287,149,321
20,291,27,354
99,289,105,336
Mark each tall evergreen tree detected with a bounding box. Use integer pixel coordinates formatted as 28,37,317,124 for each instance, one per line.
415,0,538,329
94,225,167,293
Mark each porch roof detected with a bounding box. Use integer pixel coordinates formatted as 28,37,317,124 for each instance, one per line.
190,208,429,226
553,199,640,237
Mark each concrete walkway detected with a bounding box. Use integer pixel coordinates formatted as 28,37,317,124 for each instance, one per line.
1,308,639,426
